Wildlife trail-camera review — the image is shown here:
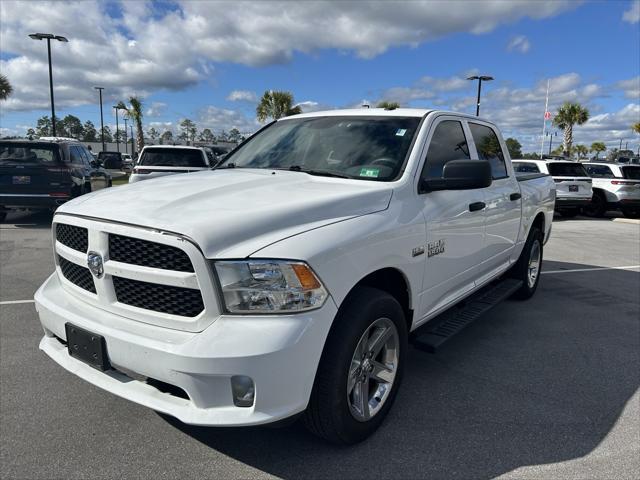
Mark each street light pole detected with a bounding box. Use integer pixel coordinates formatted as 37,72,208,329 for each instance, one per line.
130,124,135,156
94,87,105,152
123,117,128,154
29,33,68,137
113,106,120,152
547,131,557,156
467,75,494,117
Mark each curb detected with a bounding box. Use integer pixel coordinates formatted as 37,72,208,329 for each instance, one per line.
612,218,640,225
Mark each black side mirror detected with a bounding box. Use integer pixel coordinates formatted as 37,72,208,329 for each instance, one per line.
420,159,492,192
90,160,98,168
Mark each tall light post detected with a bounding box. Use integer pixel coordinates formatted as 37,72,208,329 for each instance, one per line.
467,75,493,117
113,105,122,152
129,124,135,156
94,87,105,152
546,131,557,156
123,116,129,154
29,33,68,137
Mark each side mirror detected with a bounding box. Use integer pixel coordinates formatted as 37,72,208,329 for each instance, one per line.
90,160,99,168
420,160,492,192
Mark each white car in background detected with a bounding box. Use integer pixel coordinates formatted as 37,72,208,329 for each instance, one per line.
512,159,592,217
583,162,640,218
129,145,211,183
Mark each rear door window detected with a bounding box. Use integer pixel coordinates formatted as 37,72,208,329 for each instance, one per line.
468,123,508,179
139,148,207,167
547,162,589,177
622,166,640,180
0,143,60,165
69,146,86,165
512,162,540,173
585,165,615,178
421,120,470,179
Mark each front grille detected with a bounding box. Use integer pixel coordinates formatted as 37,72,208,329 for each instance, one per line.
109,234,194,272
58,256,96,293
113,276,204,317
56,224,88,253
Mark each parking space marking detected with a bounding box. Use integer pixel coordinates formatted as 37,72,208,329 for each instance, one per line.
0,299,35,305
542,265,640,275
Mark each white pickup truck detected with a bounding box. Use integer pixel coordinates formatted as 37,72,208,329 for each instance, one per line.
35,109,555,444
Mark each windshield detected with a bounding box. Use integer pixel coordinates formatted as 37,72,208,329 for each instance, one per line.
547,162,588,177
622,166,640,180
139,148,207,167
0,143,60,166
220,116,421,181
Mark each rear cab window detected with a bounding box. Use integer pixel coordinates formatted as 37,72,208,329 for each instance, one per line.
0,143,61,166
621,166,640,180
468,123,508,179
585,165,616,178
547,162,589,177
512,162,540,173
139,148,208,167
421,120,470,179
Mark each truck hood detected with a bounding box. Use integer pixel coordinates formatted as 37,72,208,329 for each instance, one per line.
58,169,393,258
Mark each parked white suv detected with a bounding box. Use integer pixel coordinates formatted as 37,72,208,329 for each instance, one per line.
129,145,210,183
583,162,640,218
35,109,555,444
512,159,592,217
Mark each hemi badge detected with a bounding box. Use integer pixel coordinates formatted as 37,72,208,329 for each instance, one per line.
412,246,425,257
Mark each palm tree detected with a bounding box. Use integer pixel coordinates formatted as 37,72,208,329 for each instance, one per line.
574,144,588,159
117,97,145,153
553,102,590,157
590,142,606,159
376,101,400,110
0,73,13,101
256,91,302,122
633,123,640,134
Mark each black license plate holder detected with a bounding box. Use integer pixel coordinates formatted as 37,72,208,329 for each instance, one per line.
569,185,579,192
65,323,111,371
12,175,30,184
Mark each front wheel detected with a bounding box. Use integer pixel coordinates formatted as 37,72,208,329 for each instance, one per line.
303,286,407,444
583,192,606,217
621,207,640,219
509,226,543,300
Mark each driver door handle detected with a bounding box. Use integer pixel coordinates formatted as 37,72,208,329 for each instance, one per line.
510,192,522,201
469,202,486,212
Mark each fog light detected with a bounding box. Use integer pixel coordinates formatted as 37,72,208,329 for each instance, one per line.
231,375,255,407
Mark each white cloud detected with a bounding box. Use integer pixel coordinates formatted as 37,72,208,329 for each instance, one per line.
623,0,640,23
197,106,259,134
507,35,531,53
226,90,258,102
0,0,578,112
616,76,640,99
145,102,167,117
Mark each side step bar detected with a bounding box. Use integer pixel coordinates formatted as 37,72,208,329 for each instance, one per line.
411,278,523,353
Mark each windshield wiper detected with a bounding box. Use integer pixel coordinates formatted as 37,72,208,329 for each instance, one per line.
216,162,236,169
285,165,353,179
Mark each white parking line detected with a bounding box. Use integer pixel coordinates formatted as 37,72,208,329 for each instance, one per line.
542,265,640,275
0,299,35,305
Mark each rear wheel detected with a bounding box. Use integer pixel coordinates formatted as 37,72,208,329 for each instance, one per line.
0,211,6,223
510,226,543,300
303,286,407,444
583,191,606,217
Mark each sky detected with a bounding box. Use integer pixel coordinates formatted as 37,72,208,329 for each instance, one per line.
0,0,639,153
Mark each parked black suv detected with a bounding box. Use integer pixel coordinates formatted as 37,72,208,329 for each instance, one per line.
0,138,111,222
97,151,124,170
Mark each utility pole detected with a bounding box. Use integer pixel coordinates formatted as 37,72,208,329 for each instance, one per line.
113,106,120,152
123,117,128,154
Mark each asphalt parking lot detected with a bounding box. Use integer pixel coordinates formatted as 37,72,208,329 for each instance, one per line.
1,211,639,480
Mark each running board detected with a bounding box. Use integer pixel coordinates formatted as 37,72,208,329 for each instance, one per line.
411,278,523,353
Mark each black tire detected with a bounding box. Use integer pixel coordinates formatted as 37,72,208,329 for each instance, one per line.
0,211,6,223
583,191,606,217
559,208,580,218
621,207,640,219
509,226,543,300
303,286,407,444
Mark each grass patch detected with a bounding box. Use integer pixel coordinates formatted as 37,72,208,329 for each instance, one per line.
111,175,130,186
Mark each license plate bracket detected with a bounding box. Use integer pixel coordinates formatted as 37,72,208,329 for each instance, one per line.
65,323,111,371
569,185,579,192
12,175,30,184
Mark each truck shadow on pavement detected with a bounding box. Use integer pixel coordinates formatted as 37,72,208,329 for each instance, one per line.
165,261,639,479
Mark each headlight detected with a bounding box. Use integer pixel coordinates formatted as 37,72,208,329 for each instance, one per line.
214,260,328,313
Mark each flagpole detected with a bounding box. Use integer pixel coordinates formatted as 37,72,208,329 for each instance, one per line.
540,79,550,158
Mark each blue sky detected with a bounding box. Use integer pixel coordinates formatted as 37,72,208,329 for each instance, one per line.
1,0,639,152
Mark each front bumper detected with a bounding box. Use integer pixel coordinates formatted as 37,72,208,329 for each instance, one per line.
0,193,70,210
35,272,337,426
